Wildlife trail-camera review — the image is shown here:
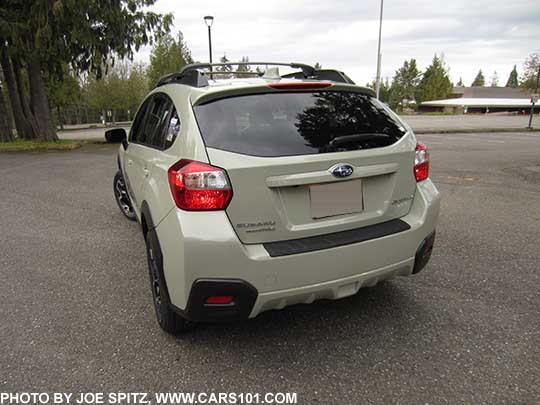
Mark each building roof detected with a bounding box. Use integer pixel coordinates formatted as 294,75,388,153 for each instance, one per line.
421,97,534,108
452,86,530,99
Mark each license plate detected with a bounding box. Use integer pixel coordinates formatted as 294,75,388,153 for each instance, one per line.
310,180,363,219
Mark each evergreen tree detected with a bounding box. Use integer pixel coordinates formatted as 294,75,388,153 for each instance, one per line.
415,55,453,103
505,65,519,88
521,53,540,91
490,71,499,87
217,54,233,78
314,62,322,70
388,59,421,109
471,69,485,86
237,56,255,78
0,0,171,141
456,77,464,87
147,32,193,87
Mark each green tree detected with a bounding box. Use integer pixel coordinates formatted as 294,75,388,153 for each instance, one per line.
456,77,464,87
471,69,485,86
521,53,540,91
236,56,256,78
217,54,233,78
124,62,149,118
505,65,519,88
389,59,421,109
314,62,322,70
83,61,148,123
147,32,193,88
367,78,391,104
0,0,171,141
415,55,453,103
47,65,82,129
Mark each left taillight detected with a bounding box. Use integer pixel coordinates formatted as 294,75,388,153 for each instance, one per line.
414,143,429,182
167,160,233,211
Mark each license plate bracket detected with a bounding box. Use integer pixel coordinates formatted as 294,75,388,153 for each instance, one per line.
310,180,363,219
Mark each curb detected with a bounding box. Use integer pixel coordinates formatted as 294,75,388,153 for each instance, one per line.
0,143,82,153
57,123,131,132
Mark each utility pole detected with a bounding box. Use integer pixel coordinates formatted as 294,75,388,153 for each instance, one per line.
375,0,384,99
527,64,540,129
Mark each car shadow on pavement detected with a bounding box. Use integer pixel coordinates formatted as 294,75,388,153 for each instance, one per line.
177,280,427,352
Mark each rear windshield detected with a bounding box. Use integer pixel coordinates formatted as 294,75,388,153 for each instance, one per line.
193,91,407,157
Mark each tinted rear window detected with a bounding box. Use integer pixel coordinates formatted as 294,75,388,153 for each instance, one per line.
193,91,407,157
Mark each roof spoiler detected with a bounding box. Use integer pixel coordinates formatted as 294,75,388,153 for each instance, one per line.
155,62,355,88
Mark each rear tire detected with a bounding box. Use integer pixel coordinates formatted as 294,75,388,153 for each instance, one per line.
113,171,136,221
145,230,191,335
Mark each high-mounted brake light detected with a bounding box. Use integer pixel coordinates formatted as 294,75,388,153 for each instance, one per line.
414,143,430,182
268,81,332,90
168,160,233,211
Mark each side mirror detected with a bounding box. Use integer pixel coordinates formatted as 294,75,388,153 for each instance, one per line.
105,128,128,149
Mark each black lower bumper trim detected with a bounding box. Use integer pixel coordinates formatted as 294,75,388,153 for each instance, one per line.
413,231,436,274
263,219,411,257
175,278,258,323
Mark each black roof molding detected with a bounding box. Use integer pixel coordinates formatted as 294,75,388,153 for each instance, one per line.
156,62,354,88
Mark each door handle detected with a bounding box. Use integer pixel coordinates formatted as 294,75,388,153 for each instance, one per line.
143,168,150,177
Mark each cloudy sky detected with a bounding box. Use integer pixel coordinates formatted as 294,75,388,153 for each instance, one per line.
140,0,540,86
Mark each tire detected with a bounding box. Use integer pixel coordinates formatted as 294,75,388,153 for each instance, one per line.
113,171,136,221
145,230,191,335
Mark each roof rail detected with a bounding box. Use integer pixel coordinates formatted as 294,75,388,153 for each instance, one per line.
155,62,354,88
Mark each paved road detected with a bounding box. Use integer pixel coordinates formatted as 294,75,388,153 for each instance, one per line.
1,132,539,403
57,115,540,141
402,114,538,131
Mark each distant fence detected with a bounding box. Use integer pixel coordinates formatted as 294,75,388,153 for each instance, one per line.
53,105,134,127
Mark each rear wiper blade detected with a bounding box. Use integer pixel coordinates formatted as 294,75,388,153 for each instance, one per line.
329,133,390,146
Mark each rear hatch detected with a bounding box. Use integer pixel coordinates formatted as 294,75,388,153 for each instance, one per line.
193,85,416,244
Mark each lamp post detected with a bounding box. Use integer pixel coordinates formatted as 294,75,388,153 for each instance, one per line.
204,16,214,74
375,0,384,100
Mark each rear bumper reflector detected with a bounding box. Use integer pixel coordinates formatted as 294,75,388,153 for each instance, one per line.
263,219,411,257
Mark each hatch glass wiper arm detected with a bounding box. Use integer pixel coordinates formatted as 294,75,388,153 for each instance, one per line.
329,133,390,146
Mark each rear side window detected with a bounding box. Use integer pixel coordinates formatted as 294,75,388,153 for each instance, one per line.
193,91,407,157
130,94,179,149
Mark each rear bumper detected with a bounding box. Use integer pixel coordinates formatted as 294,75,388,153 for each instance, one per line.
156,179,440,319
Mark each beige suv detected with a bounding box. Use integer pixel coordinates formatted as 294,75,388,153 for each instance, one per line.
111,62,440,334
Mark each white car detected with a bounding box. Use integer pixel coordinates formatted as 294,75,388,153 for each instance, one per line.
111,62,440,334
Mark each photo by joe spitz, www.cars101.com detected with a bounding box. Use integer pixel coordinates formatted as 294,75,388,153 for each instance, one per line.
109,62,440,335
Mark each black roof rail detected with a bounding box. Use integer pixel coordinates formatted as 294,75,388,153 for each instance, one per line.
155,62,354,88
178,62,316,77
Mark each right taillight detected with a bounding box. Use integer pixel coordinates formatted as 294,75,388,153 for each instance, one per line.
414,143,429,182
167,160,233,211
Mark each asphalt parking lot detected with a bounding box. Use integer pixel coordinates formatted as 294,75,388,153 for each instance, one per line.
1,132,539,403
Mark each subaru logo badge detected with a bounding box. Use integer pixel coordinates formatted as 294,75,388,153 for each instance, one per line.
330,164,354,178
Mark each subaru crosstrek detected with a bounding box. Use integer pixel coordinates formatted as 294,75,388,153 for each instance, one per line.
111,62,440,334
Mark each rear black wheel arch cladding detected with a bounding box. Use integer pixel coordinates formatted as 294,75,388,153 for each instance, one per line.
141,201,172,305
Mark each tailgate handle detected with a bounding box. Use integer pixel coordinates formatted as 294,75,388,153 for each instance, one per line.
266,163,398,188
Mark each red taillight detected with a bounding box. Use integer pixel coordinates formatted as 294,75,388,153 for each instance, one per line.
414,143,430,182
167,160,233,211
206,296,234,304
268,81,332,90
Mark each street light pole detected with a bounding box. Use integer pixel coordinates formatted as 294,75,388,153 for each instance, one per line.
204,16,214,76
527,64,540,129
375,0,384,99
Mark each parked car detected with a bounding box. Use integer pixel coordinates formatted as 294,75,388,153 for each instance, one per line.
111,62,440,334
